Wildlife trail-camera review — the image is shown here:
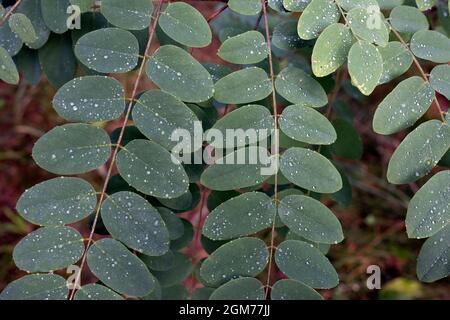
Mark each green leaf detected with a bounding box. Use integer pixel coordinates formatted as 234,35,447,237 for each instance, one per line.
170,219,193,250
133,90,199,151
347,8,389,47
32,123,111,175
75,28,139,73
192,287,215,300
159,2,211,48
0,274,68,300
101,191,170,256
218,31,267,64
116,139,189,198
146,45,214,103
228,0,262,16
210,277,265,300
141,250,175,271
269,0,287,12
283,0,311,12
75,284,124,300
430,64,450,100
200,146,271,191
17,0,50,49
417,223,450,282
377,0,405,9
411,30,450,63
348,41,383,95
373,77,434,135
335,0,379,11
275,240,339,289
280,147,342,193
0,22,23,56
331,118,363,159
15,46,41,85
13,226,84,272
157,184,199,212
16,177,97,226
53,76,125,122
41,0,70,34
279,104,337,145
279,195,344,244
9,13,37,44
101,0,153,30
203,192,275,240
87,238,156,297
311,23,353,77
214,67,272,104
272,20,307,50
406,171,450,238
390,5,429,34
157,208,184,240
0,46,19,84
38,33,77,88
271,279,323,300
211,104,274,148
378,41,413,84
387,120,450,184
416,0,436,11
151,252,192,287
160,284,187,300
275,66,327,107
200,237,269,286
297,0,340,40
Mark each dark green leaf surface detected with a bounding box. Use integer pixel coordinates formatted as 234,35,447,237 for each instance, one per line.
75,284,124,300
16,177,97,226
271,279,322,300
13,226,84,272
101,191,170,255
101,0,153,30
32,123,111,175
210,277,264,300
218,31,267,64
87,238,156,297
0,274,68,300
146,45,214,103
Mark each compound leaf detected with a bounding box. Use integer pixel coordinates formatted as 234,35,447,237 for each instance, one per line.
410,30,450,63
228,0,262,16
430,64,450,100
390,5,429,34
9,13,37,44
347,8,389,47
0,46,19,84
41,0,70,34
378,41,413,84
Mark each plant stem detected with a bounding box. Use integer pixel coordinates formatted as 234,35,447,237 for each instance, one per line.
261,0,280,300
68,0,165,300
0,0,22,27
